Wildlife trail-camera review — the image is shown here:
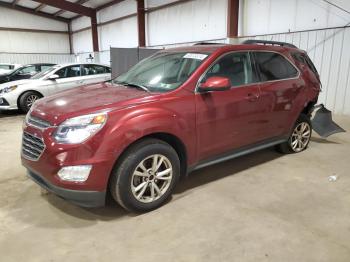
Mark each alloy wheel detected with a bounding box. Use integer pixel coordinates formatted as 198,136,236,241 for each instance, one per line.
290,122,311,152
26,95,38,108
131,154,173,203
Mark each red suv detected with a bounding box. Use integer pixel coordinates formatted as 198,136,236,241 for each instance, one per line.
21,40,321,212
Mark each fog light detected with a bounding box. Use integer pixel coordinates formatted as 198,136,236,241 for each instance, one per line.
57,165,92,182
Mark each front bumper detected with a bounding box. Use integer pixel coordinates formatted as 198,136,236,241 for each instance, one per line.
27,169,106,207
21,122,119,208
0,96,18,110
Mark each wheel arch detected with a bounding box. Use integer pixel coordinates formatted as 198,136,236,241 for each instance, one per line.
17,90,44,109
301,99,317,117
108,132,188,187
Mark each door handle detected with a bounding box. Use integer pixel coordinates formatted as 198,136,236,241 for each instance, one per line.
245,93,259,102
76,80,84,84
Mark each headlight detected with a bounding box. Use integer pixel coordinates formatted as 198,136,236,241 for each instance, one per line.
0,85,17,94
53,112,107,144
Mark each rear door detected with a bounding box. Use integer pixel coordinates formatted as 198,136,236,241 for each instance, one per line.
252,51,302,138
81,64,111,85
49,65,82,94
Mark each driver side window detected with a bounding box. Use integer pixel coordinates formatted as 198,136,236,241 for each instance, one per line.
203,52,257,87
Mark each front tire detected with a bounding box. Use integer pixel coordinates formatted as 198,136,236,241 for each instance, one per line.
110,138,180,212
276,114,312,154
19,91,42,113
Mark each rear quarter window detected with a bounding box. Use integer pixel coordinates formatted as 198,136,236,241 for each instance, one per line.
254,52,298,81
292,52,319,78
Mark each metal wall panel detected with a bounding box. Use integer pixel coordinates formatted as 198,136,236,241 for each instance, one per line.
236,26,350,115
0,53,75,65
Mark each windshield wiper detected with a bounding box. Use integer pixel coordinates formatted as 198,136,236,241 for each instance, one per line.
115,81,150,93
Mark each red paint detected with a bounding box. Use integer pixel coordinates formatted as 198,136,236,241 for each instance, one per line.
22,44,320,200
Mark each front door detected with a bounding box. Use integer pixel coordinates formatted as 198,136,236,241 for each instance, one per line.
195,51,266,161
50,65,82,94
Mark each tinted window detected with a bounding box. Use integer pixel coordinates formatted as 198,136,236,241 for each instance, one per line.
40,65,53,71
203,52,257,87
0,65,12,70
254,52,298,81
81,64,109,76
17,66,37,75
56,65,81,79
292,52,319,78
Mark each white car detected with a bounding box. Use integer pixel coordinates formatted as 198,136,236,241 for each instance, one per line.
0,63,21,75
0,63,111,112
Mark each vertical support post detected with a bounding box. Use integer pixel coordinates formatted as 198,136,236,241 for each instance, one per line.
137,0,146,47
91,11,99,52
227,0,239,38
68,22,73,54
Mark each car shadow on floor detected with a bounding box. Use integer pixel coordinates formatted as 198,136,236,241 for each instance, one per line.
310,137,340,144
174,148,282,195
0,110,23,118
48,147,283,221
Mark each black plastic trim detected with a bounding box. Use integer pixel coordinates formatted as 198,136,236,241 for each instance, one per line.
0,97,9,106
27,170,106,208
189,136,287,172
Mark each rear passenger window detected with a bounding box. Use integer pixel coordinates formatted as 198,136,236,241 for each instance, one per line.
82,64,109,76
254,52,298,81
56,65,81,78
203,52,258,87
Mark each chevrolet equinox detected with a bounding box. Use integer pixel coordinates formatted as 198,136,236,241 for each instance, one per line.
21,41,321,212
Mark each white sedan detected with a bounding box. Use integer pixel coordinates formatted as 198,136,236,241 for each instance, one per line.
0,63,111,112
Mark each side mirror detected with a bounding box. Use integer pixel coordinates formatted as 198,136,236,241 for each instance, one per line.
198,76,231,92
47,74,59,80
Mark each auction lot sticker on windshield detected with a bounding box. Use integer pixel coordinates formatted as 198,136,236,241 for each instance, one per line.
183,53,208,60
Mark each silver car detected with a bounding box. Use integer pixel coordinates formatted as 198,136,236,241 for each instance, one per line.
0,63,111,112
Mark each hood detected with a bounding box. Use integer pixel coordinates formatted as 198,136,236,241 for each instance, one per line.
0,79,38,89
31,82,159,125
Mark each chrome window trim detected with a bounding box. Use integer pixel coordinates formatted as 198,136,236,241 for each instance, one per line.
195,49,300,93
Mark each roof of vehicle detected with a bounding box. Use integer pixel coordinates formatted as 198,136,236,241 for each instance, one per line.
164,42,301,54
50,62,110,68
19,63,56,67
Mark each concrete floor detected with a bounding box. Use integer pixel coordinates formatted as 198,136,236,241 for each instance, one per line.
0,111,349,262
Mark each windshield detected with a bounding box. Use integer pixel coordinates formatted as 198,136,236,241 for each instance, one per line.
113,52,208,92
31,66,59,79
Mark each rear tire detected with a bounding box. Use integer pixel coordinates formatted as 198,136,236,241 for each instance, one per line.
19,91,42,113
109,138,180,212
276,114,312,154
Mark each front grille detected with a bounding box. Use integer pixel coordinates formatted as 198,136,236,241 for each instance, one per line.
22,132,45,161
27,115,51,129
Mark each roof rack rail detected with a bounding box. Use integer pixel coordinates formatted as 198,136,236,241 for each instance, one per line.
193,42,228,45
242,40,297,49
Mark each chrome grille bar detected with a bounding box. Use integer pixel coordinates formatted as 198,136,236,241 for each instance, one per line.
22,132,45,161
27,115,52,129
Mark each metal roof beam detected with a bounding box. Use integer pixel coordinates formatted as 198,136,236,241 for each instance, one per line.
0,1,70,23
31,0,94,17
53,0,90,17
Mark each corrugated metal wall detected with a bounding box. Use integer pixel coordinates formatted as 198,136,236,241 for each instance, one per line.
0,53,75,65
235,26,350,115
